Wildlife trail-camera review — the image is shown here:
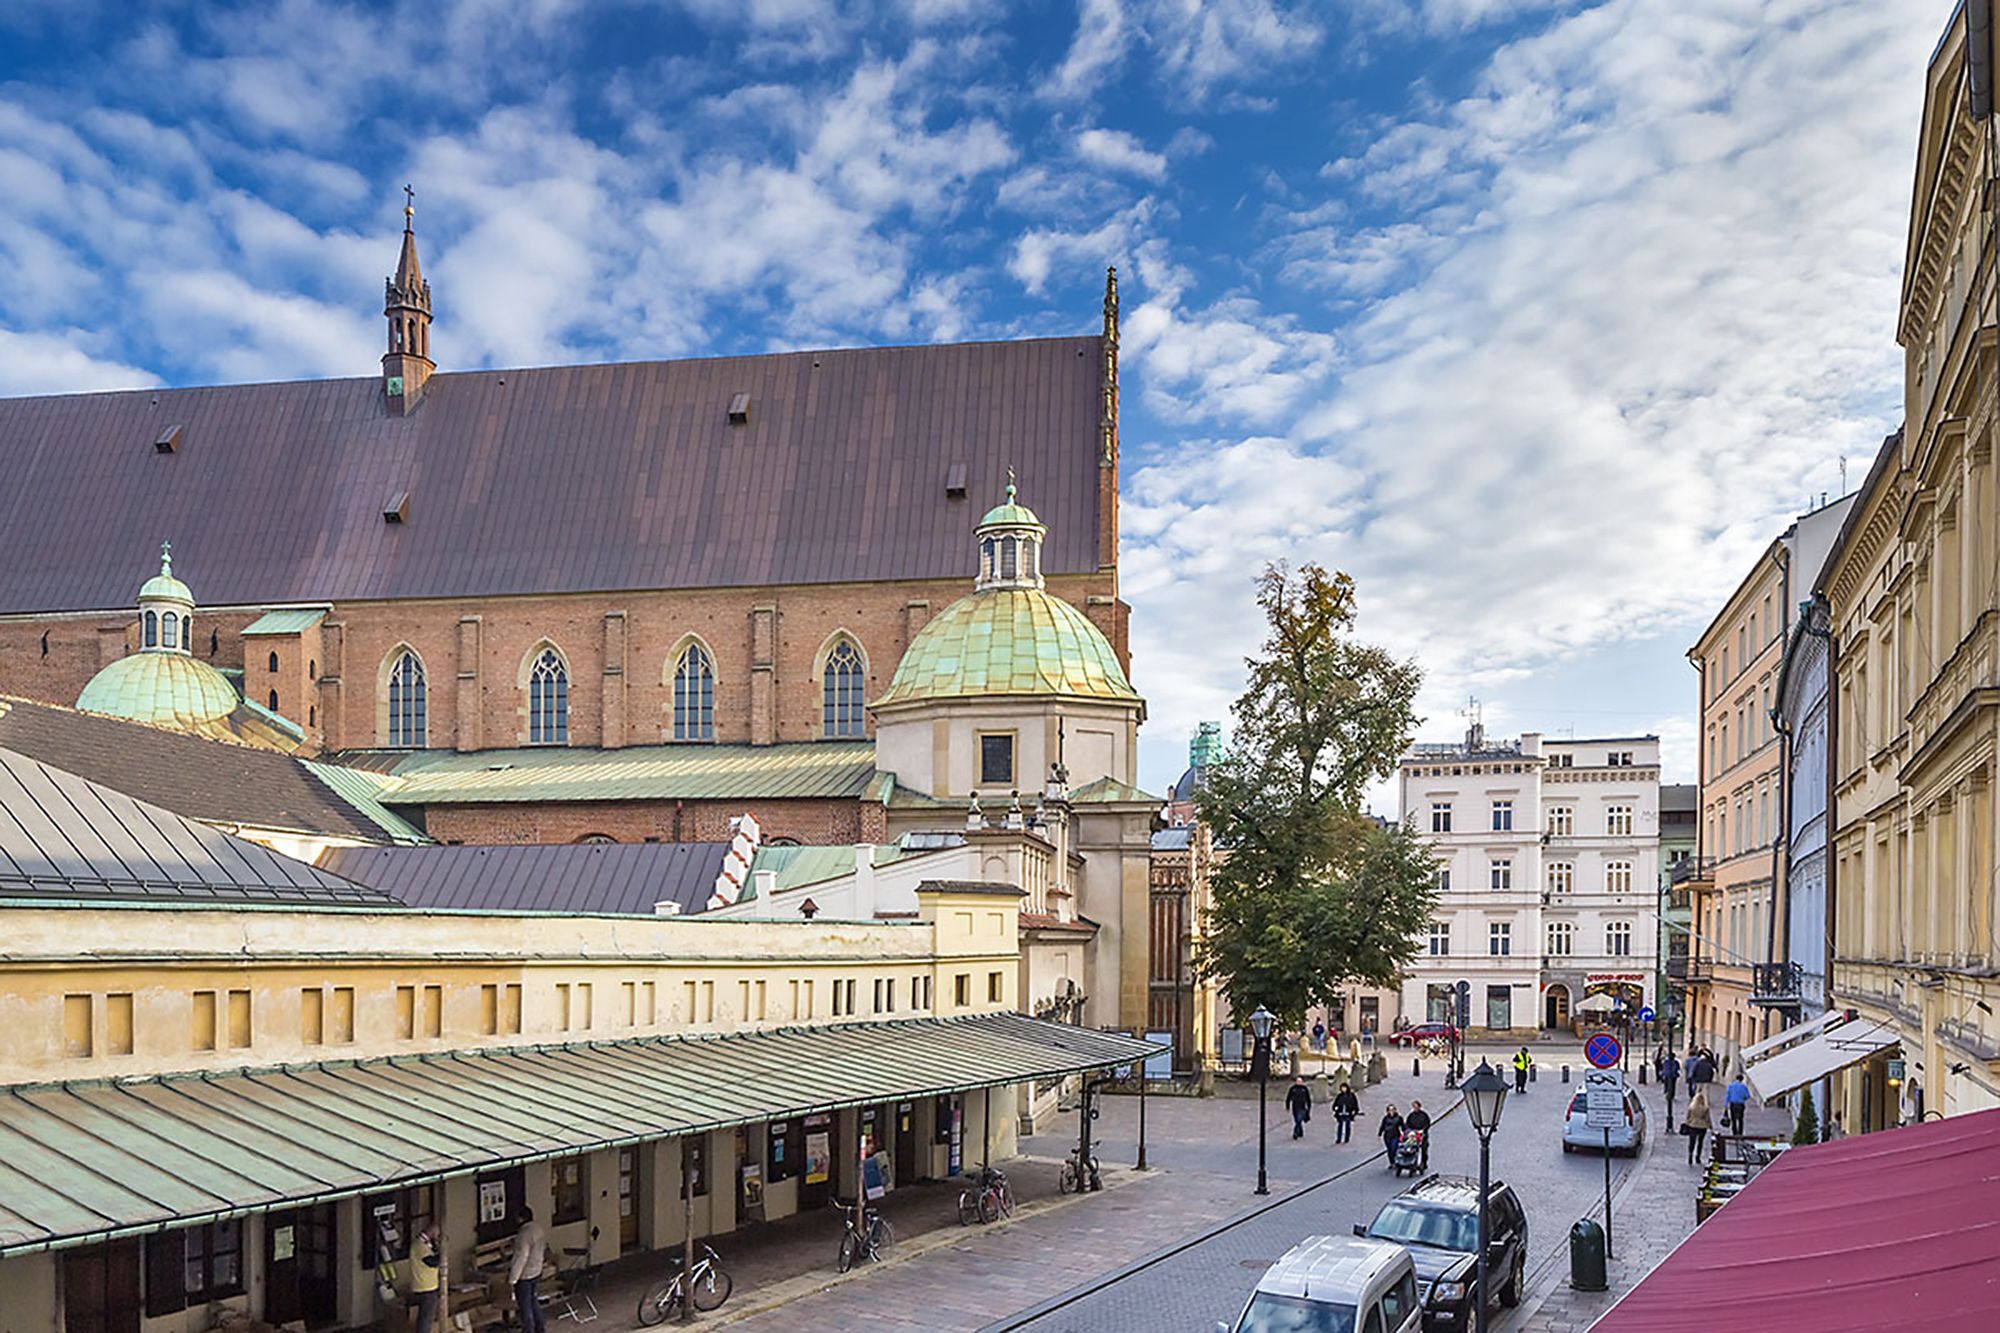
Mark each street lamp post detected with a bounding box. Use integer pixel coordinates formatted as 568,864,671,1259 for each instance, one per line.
1249,1004,1275,1196
1461,1059,1510,1333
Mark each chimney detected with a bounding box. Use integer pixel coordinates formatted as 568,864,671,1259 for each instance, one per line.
852,844,876,919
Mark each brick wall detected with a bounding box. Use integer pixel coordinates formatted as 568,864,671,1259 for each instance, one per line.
419,797,872,846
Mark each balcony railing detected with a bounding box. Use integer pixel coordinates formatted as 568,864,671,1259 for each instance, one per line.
1665,956,1690,980
1750,961,1804,1012
1668,856,1715,886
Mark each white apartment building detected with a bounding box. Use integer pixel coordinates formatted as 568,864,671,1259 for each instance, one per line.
1398,728,1661,1036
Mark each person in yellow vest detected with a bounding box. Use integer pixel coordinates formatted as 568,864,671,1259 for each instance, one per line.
1512,1046,1531,1094
409,1222,442,1333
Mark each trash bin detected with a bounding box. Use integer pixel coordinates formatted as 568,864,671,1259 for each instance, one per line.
1569,1218,1608,1292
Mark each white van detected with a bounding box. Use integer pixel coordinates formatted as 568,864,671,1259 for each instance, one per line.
1222,1235,1423,1333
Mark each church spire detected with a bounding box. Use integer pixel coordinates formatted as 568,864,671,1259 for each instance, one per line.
383,184,435,413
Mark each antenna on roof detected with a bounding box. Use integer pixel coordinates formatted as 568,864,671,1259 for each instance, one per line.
1838,455,1847,493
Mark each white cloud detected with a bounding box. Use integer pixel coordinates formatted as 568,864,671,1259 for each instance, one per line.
1076,127,1168,180
0,328,159,396
1045,0,1324,103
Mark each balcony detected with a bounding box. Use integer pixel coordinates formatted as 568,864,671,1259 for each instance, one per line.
1750,961,1804,1013
1668,856,1715,887
1665,955,1690,981
1683,955,1713,986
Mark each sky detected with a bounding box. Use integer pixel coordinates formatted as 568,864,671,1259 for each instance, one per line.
0,0,1960,808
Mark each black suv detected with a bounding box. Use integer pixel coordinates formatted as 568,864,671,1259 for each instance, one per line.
1354,1175,1527,1331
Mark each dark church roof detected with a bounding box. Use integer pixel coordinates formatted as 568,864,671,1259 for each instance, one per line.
320,842,728,916
0,336,1107,612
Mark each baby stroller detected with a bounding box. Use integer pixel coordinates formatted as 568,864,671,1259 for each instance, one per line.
1391,1129,1426,1177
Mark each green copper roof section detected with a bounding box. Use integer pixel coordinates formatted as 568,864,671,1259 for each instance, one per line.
301,762,430,845
137,542,192,604
357,741,879,805
242,608,329,636
978,479,1045,531
76,653,241,728
743,843,916,899
874,587,1139,708
1069,775,1163,805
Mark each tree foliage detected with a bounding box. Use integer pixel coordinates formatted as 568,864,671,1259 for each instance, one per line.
1194,563,1434,1031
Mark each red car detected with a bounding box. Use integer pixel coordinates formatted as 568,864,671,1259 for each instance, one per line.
1390,1022,1460,1047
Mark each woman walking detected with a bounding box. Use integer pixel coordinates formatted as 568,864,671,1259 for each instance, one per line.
1683,1090,1713,1165
1379,1104,1405,1168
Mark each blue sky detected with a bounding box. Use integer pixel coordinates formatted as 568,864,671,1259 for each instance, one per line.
0,0,1958,804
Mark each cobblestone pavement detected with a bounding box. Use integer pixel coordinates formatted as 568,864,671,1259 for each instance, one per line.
1504,1089,1794,1332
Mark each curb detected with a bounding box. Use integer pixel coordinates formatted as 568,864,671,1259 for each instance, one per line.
979,1090,1467,1332
1504,1118,1656,1327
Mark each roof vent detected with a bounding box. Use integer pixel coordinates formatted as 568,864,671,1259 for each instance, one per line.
727,393,751,425
154,425,184,454
945,463,967,499
655,901,683,916
382,492,410,524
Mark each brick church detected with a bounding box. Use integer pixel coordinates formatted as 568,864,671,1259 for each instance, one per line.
0,203,1133,848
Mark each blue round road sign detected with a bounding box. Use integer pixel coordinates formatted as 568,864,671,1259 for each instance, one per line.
1637,1005,1656,1024
1584,1033,1623,1069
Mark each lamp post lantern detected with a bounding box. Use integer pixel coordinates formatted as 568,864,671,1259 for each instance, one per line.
1248,1004,1275,1196
1460,1059,1509,1333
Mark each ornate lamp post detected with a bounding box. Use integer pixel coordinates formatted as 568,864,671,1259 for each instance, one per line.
1249,1004,1275,1195
1460,1059,1509,1333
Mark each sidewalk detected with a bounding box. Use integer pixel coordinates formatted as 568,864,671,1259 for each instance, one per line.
1505,1093,1793,1331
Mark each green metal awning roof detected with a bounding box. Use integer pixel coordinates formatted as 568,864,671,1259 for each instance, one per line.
331,741,879,805
0,1013,1158,1255
239,608,329,636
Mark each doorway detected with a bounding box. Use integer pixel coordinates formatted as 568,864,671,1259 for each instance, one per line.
62,1240,141,1333
618,1147,640,1253
264,1205,338,1328
894,1101,918,1185
1544,985,1572,1030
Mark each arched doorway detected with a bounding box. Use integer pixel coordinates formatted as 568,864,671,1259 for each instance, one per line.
1544,984,1572,1030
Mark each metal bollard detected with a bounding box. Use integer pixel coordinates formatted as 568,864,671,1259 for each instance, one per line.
1569,1219,1608,1291
1413,1057,1422,1078
1562,1064,1570,1083
1640,1063,1649,1085
1529,1063,1537,1084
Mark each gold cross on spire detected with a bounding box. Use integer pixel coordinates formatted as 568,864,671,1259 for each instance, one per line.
1006,465,1017,503
403,183,415,229
160,539,172,575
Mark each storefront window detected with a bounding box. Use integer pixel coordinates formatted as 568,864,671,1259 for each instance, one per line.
553,1156,589,1226
768,1120,803,1181
143,1220,243,1316
363,1185,435,1267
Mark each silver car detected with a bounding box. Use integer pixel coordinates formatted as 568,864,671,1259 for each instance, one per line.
1561,1086,1647,1154
1223,1235,1423,1333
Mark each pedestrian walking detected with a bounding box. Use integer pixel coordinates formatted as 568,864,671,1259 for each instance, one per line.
1682,1090,1713,1165
409,1222,442,1333
1660,1051,1681,1128
1512,1046,1532,1094
1724,1074,1751,1137
1286,1075,1313,1139
1404,1099,1432,1170
1687,1048,1713,1097
509,1207,549,1333
1312,1020,1327,1054
1378,1104,1405,1166
1332,1081,1360,1144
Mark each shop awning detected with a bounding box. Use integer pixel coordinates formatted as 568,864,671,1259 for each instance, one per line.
0,1013,1158,1255
1594,1107,2000,1332
1744,1017,1900,1100
1739,1007,1846,1063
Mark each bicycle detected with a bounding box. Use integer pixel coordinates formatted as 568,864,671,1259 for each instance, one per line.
957,1165,1014,1224
834,1199,894,1271
634,1242,732,1325
1057,1146,1100,1194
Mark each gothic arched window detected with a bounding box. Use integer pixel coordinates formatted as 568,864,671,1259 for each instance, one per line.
387,650,427,749
530,648,569,745
822,641,866,739
162,612,178,649
268,689,279,711
143,611,158,648
673,643,715,742
268,651,280,674
1000,537,1018,580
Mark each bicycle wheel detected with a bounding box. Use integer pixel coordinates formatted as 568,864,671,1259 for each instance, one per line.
869,1215,894,1259
958,1191,980,1226
998,1185,1015,1218
636,1279,678,1326
977,1187,1000,1223
692,1265,733,1311
838,1230,858,1273
1058,1162,1078,1194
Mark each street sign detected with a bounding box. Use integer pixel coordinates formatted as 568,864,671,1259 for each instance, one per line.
1584,1069,1627,1129
1584,1032,1623,1069
1636,1006,1655,1024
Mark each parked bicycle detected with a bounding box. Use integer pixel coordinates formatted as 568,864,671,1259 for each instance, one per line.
1057,1146,1101,1195
958,1164,1014,1224
835,1198,894,1271
635,1242,732,1325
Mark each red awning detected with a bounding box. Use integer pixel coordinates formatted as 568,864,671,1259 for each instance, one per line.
1595,1107,2000,1333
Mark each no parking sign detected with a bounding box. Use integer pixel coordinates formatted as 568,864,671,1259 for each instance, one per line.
1584,1032,1623,1069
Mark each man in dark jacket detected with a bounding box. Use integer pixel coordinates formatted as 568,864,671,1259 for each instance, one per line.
1332,1081,1360,1143
1660,1051,1681,1128
1286,1076,1313,1138
1404,1099,1433,1169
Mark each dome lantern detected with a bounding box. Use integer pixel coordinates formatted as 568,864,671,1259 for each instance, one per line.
135,540,194,655
975,470,1048,592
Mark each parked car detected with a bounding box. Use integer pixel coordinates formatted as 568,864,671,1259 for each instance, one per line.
1355,1175,1527,1331
1562,1086,1647,1155
1221,1235,1422,1333
1389,1022,1460,1049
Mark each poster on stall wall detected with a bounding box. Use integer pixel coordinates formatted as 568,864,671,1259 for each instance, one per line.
478,1179,508,1226
948,1102,963,1177
740,1164,764,1220
804,1132,831,1185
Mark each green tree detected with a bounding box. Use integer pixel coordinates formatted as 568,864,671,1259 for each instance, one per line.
1194,563,1435,1031
1792,1086,1819,1146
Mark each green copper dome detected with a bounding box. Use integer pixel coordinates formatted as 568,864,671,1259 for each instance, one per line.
979,478,1045,531
875,587,1139,708
138,571,193,602
77,651,242,728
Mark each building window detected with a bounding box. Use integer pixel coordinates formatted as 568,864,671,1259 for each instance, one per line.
1606,860,1633,893
1547,862,1573,895
143,1220,244,1315
267,650,279,674
1547,921,1573,956
979,732,1016,785
1435,867,1451,893
387,650,427,748
1488,922,1511,956
363,1186,435,1269
954,973,971,1006
1431,802,1452,833
822,640,866,738
1607,921,1633,956
1547,753,1573,768
1428,921,1449,957
267,689,279,711
529,648,569,744
1489,859,1512,891
553,1156,588,1226
1547,805,1573,836
1486,985,1512,1030
988,971,1004,1002
673,643,715,741
1606,805,1633,836
144,610,158,647
1607,750,1634,767
182,617,192,650
1491,800,1513,832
